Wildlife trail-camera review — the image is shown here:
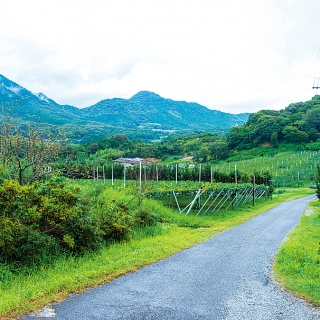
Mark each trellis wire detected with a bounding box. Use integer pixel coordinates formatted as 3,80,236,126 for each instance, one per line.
216,189,234,212
169,185,268,216
201,188,225,215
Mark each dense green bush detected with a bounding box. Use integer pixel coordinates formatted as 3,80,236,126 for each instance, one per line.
16,230,60,266
0,178,93,264
0,217,22,262
89,188,159,243
0,178,159,267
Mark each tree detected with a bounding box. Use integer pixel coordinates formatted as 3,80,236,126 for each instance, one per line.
282,126,308,143
0,103,65,184
270,131,279,148
209,141,229,160
307,127,319,142
305,107,320,131
255,115,280,143
195,146,210,163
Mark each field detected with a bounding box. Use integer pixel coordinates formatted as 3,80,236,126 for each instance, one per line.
0,185,314,319
1,145,320,318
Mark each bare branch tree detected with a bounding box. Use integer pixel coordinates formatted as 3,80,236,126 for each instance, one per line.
0,101,66,184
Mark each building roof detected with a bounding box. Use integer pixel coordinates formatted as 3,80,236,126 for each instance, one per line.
114,157,150,165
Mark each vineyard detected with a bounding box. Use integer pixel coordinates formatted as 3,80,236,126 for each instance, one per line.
81,177,268,215
150,183,268,215
216,150,320,187
89,149,320,188
80,149,320,214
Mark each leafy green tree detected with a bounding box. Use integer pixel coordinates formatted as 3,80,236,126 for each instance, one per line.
227,126,247,150
209,141,229,159
307,127,319,142
270,131,279,148
255,115,280,143
305,107,320,131
195,146,210,163
282,126,308,143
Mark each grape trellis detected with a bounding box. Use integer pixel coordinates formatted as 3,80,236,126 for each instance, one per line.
147,183,268,215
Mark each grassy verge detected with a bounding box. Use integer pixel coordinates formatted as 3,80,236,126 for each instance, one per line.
0,188,315,319
273,197,320,306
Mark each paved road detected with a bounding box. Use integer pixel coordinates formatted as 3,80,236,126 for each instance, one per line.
24,195,320,319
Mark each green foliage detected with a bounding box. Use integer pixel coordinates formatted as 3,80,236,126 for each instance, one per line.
54,128,318,190
214,149,320,187
0,179,91,264
16,230,60,266
227,95,320,151
282,126,308,143
0,218,22,262
0,178,160,267
88,187,158,243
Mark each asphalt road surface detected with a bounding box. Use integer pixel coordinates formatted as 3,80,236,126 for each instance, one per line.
23,195,320,320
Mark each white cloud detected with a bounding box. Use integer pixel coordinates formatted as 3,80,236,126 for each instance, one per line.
0,0,320,112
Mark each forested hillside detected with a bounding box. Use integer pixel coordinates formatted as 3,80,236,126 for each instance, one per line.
79,93,320,166
227,95,320,150
0,74,249,142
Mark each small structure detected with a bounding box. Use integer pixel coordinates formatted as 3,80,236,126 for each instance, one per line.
114,157,150,166
313,77,320,89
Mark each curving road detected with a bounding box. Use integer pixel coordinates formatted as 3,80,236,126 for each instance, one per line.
23,195,320,320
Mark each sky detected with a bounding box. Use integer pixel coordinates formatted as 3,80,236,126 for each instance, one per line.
1,0,320,114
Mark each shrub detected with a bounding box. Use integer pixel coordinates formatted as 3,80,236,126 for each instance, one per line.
0,263,15,284
62,212,103,253
0,179,94,265
0,218,22,262
98,199,136,242
135,204,158,227
0,178,161,267
16,230,60,266
92,188,159,242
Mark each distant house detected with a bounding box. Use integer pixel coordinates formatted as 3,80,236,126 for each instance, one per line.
114,157,151,166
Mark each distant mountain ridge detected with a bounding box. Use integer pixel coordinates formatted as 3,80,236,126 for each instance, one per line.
0,74,249,142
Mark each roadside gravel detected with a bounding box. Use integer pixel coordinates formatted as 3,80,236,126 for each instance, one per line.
23,195,320,319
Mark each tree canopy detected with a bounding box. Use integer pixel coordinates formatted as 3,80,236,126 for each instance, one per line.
227,95,320,151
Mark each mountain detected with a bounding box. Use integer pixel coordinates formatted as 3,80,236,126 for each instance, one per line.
84,91,248,130
0,75,81,125
0,74,249,142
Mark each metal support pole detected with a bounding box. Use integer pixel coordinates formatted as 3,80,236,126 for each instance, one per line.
186,189,203,215
252,175,255,206
173,191,181,213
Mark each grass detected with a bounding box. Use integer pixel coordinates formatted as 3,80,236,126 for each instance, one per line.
273,198,320,306
0,187,315,319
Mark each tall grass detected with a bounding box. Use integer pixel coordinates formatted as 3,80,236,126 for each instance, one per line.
274,199,320,305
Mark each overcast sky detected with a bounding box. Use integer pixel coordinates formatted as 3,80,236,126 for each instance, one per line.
1,0,320,113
